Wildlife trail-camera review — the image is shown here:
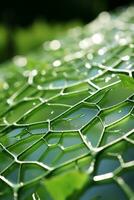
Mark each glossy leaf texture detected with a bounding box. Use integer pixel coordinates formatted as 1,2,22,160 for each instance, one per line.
0,6,134,200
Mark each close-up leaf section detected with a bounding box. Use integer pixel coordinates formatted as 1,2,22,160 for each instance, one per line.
0,6,134,200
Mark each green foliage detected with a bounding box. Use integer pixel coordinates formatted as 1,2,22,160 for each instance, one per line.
0,6,134,200
0,26,8,62
13,21,81,55
0,21,81,62
44,171,88,200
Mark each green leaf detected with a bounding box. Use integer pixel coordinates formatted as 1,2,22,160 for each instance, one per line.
0,6,134,200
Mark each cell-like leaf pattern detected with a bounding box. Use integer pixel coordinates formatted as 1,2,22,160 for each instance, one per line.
0,6,134,200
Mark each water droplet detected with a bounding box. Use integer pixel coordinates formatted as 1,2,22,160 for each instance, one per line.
49,40,61,50
114,33,129,46
74,51,85,59
121,55,130,61
85,63,91,69
98,47,107,55
105,76,111,83
111,74,116,77
13,56,27,67
51,111,54,115
79,38,91,49
64,51,84,61
91,33,103,44
31,69,38,76
37,85,43,90
52,60,62,67
33,102,36,106
119,38,128,46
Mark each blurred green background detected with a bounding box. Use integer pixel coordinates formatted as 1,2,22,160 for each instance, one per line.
0,0,133,63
